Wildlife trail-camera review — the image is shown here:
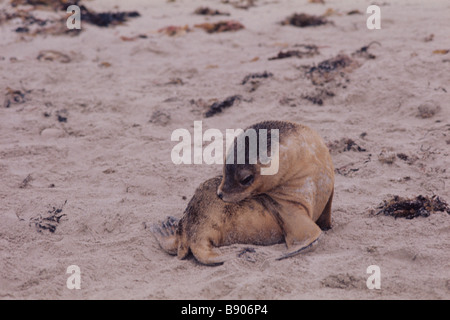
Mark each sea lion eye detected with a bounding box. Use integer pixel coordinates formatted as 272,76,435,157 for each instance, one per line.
239,174,254,186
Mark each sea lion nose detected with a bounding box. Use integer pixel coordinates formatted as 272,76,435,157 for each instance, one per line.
217,191,223,199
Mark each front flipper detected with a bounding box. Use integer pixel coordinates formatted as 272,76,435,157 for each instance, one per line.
275,206,322,260
277,233,321,260
150,216,179,255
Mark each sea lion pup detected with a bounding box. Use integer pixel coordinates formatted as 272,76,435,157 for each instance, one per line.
152,121,334,265
217,121,334,259
152,176,284,265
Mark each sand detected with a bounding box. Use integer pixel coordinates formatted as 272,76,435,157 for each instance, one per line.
0,0,449,299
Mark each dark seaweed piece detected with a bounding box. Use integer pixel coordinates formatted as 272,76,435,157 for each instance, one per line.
301,88,335,105
56,109,68,122
327,138,366,153
194,20,244,33
15,26,29,32
29,200,67,233
204,95,242,118
3,87,30,108
269,45,319,60
241,71,273,85
194,7,230,16
281,13,329,28
352,41,380,59
80,5,140,27
10,0,80,10
343,139,366,152
237,247,257,262
305,54,357,85
309,54,353,74
19,174,33,189
376,195,450,219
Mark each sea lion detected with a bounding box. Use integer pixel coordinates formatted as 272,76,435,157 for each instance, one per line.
152,176,284,265
151,121,334,265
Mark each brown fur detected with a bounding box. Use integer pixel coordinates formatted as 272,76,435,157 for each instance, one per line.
151,121,334,265
151,176,284,265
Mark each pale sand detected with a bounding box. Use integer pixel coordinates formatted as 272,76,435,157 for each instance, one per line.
0,0,449,299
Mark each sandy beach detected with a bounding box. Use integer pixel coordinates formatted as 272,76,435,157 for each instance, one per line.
0,0,449,299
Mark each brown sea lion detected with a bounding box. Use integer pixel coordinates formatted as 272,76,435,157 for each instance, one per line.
152,121,334,265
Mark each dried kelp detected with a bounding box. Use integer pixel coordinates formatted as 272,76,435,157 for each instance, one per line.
195,20,244,33
352,41,380,60
194,7,230,16
375,195,450,219
241,71,273,85
204,95,242,118
3,87,31,108
301,88,335,105
10,0,79,10
306,54,359,85
3,2,140,36
29,200,67,233
80,5,140,28
327,138,366,153
281,13,329,28
269,45,319,60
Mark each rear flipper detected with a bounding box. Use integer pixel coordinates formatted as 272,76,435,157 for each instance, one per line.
190,240,229,266
150,216,179,255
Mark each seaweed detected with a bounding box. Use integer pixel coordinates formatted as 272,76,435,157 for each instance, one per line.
347,10,362,15
327,138,366,153
396,153,408,161
237,247,257,262
241,71,273,85
3,2,140,36
29,200,67,233
3,87,31,108
301,88,335,105
194,7,230,16
268,45,319,60
352,41,380,60
19,174,33,189
10,0,79,10
79,5,140,28
375,195,450,219
56,109,68,122
204,95,242,118
195,20,244,33
281,13,329,28
306,54,358,85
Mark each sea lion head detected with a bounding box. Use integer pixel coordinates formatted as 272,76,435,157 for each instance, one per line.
217,162,262,203
217,126,280,203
